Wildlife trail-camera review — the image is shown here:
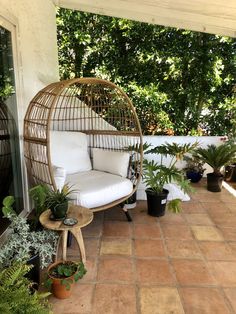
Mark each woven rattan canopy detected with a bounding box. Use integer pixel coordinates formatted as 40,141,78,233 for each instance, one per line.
24,78,143,211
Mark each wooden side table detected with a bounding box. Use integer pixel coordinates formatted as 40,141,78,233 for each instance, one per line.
39,204,93,264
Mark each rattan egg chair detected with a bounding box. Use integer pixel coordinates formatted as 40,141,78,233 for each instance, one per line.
24,78,143,218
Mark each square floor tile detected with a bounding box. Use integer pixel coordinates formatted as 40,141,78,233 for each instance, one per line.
158,212,186,225
219,227,236,241
97,257,134,282
180,287,230,314
166,240,202,259
80,258,97,283
133,223,161,238
140,287,184,314
136,259,175,285
224,288,236,312
172,259,216,286
198,241,236,260
84,237,100,257
50,283,94,314
92,284,137,314
211,214,236,228
102,221,131,237
184,214,213,225
134,239,165,257
181,202,205,214
161,224,193,240
191,226,223,241
100,238,132,256
132,209,157,224
208,261,236,287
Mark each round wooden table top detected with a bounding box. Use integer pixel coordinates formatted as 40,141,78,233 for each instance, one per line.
39,204,94,231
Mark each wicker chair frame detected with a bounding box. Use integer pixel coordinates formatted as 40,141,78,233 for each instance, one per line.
24,78,143,212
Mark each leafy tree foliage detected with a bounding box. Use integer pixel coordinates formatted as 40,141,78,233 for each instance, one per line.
56,8,236,136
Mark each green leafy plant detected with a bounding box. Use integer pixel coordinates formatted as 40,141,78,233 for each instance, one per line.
0,196,58,269
45,184,73,210
195,142,236,176
29,184,50,229
0,262,51,314
143,142,198,212
45,261,86,291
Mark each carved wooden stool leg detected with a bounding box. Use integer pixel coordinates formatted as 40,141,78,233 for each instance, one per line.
62,230,68,261
70,228,86,264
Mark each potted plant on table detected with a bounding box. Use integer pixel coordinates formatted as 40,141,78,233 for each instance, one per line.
45,260,86,299
195,142,236,192
0,196,59,288
45,184,73,220
143,142,198,216
183,154,206,183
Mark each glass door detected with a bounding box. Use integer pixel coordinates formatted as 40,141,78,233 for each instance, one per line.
0,22,23,234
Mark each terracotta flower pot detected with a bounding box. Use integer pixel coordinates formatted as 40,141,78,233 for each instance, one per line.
47,261,76,299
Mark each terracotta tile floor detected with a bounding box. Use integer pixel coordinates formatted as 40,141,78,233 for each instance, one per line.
47,180,236,313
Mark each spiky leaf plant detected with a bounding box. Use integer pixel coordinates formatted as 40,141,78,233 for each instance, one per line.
0,262,51,314
195,142,236,176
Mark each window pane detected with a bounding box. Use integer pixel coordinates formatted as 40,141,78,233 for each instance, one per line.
0,25,23,233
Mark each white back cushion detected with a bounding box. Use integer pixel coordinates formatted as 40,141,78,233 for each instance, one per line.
93,148,130,177
50,131,92,174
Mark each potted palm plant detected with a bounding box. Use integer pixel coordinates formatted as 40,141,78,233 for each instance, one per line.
143,142,198,216
195,142,236,192
45,260,86,299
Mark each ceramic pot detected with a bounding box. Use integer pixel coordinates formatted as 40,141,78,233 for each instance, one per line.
51,201,68,220
186,171,203,183
47,261,76,299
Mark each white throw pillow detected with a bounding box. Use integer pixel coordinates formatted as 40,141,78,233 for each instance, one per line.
50,131,92,174
92,148,130,177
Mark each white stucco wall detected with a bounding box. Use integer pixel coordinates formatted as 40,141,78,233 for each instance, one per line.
0,0,59,122
137,135,224,199
0,0,59,210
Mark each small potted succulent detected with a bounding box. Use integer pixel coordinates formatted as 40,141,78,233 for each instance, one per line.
183,154,206,183
45,184,73,220
143,142,198,216
195,142,236,192
45,260,86,299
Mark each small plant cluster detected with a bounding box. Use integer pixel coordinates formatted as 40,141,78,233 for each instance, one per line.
46,261,86,291
0,196,58,269
45,184,72,211
183,154,206,174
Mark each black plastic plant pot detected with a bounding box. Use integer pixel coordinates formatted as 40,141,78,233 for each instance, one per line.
26,252,40,290
186,171,203,183
145,188,169,217
207,173,223,192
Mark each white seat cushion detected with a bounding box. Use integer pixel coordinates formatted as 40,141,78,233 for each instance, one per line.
50,131,92,174
67,170,133,208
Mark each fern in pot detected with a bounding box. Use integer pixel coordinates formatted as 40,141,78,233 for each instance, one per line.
143,142,198,216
